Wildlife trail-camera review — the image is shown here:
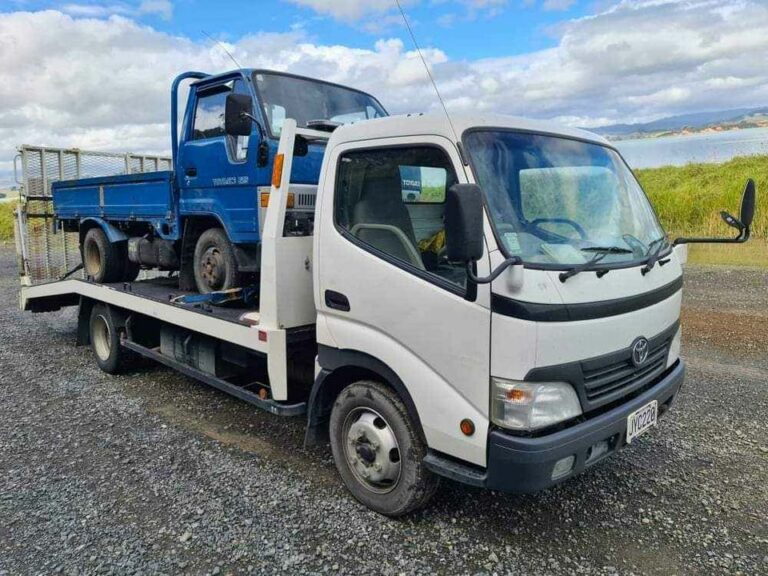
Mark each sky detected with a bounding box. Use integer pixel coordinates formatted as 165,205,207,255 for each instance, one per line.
1,0,768,187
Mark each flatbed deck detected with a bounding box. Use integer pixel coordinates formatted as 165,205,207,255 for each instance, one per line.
20,277,290,353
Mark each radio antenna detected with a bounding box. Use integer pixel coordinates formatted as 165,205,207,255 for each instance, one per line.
393,0,461,145
202,30,267,150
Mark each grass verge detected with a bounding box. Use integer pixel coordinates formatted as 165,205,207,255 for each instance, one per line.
0,202,16,243
636,154,768,267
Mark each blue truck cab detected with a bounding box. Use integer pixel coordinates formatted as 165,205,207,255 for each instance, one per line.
53,69,388,292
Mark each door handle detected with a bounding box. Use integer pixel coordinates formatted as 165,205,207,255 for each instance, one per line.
325,290,350,312
185,166,197,177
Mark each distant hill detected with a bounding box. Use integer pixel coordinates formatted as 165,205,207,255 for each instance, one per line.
592,107,768,139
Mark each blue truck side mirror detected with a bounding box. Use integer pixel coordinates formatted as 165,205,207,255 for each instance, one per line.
225,93,254,137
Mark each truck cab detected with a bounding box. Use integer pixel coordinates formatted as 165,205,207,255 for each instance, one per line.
307,113,754,513
52,69,387,293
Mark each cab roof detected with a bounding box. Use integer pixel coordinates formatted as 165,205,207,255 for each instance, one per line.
329,113,612,149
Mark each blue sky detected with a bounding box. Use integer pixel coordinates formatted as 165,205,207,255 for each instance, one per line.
9,0,589,59
1,0,768,186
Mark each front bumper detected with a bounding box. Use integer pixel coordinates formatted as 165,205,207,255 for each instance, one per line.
424,359,685,493
485,359,685,493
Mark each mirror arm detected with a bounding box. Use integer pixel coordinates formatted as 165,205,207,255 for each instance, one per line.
673,227,750,246
466,256,523,284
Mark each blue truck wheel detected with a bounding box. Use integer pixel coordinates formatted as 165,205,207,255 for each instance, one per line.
83,228,124,283
193,228,242,293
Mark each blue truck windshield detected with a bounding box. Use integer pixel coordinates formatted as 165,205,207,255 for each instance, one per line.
464,130,666,267
254,72,387,137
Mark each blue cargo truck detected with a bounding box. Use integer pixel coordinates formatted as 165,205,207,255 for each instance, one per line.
53,69,388,293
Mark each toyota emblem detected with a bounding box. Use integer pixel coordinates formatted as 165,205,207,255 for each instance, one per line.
631,337,650,367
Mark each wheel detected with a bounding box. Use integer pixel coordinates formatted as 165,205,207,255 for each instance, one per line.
329,381,439,516
193,228,242,293
89,304,133,374
82,228,124,283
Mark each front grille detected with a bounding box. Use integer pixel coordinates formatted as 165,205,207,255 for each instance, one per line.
582,338,671,403
295,192,316,210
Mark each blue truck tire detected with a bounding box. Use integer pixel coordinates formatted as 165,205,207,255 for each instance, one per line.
83,228,125,283
193,228,243,294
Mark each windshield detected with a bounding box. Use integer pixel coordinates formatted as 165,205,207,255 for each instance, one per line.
463,130,666,267
254,72,387,137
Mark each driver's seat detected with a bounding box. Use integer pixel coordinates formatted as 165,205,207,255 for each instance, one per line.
350,172,425,270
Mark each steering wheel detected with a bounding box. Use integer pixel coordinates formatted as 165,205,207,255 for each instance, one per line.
528,218,587,240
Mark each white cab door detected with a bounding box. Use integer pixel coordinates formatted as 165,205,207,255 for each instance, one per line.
315,136,492,466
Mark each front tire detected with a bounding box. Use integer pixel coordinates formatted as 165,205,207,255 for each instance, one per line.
329,381,439,516
193,228,242,294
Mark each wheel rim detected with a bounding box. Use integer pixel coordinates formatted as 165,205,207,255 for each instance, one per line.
200,246,225,291
84,240,102,277
92,314,112,361
342,408,402,494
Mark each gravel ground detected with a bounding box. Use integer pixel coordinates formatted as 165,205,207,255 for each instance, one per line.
0,246,766,576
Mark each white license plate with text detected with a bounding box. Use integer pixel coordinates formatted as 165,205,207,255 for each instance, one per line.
626,400,658,443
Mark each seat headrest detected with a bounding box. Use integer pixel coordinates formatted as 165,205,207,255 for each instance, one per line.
360,171,403,204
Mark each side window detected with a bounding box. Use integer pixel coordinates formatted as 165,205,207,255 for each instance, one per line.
335,146,467,289
192,86,228,140
191,80,250,162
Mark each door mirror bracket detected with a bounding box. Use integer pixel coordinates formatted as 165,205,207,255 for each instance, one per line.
466,256,523,284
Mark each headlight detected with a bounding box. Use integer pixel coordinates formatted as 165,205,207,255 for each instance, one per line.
491,378,582,431
667,326,682,368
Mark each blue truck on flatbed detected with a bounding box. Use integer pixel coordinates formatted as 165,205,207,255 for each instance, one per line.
53,69,387,293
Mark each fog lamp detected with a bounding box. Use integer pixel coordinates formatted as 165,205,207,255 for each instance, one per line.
552,455,575,480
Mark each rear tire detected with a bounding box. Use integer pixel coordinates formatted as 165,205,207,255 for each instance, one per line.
82,228,123,283
329,381,439,516
193,228,242,294
89,304,133,374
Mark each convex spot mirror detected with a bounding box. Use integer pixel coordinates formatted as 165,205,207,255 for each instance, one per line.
225,93,253,137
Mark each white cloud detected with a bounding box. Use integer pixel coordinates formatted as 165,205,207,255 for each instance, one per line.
2,0,768,186
283,0,412,22
61,1,173,20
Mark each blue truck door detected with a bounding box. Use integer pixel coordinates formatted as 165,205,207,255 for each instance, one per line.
177,78,266,245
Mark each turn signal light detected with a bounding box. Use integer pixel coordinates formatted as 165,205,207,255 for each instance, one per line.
506,388,530,403
460,419,475,436
259,192,294,209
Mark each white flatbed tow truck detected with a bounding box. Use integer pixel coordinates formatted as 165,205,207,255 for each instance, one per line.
14,112,756,516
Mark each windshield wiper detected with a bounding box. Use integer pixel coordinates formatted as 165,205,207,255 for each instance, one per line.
559,252,610,283
581,246,634,254
641,237,671,276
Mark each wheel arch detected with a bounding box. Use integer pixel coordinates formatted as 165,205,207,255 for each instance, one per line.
304,345,425,447
79,217,128,245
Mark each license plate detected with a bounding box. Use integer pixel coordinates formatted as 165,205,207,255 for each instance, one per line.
626,400,658,444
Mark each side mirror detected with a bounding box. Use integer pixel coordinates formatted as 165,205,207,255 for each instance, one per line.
674,178,757,245
740,178,756,230
445,184,484,263
225,93,253,137
445,183,522,284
